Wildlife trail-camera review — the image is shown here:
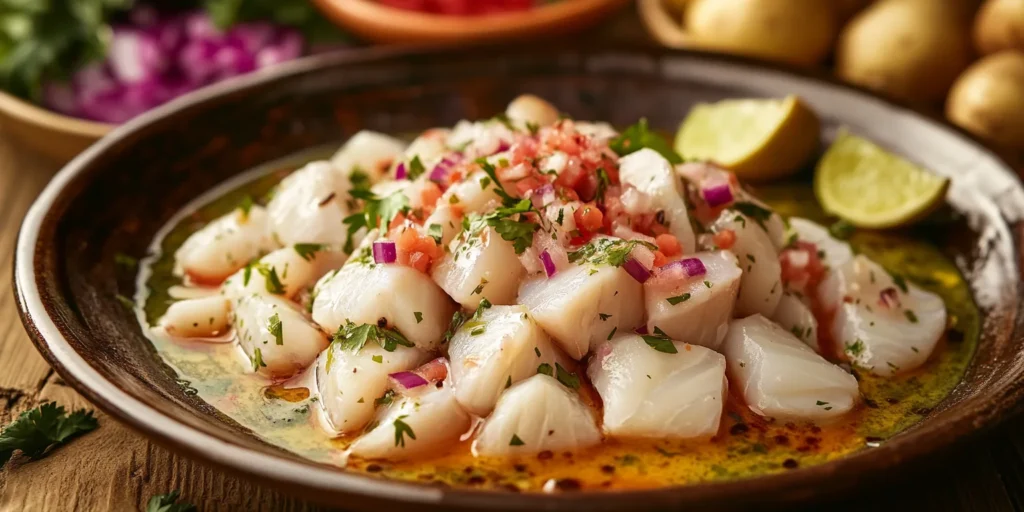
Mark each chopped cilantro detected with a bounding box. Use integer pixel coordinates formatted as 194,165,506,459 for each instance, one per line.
0,402,98,468
846,339,865,357
332,322,415,352
342,190,410,252
375,389,395,407
371,355,383,364
393,416,416,447
599,313,612,321
255,263,285,294
666,293,691,305
704,280,713,288
427,224,443,244
607,326,618,340
537,363,554,377
293,243,325,262
414,311,423,324
475,158,517,204
642,327,678,354
443,310,470,344
251,348,267,371
267,313,283,345
555,363,581,389
904,310,918,323
732,202,773,231
408,155,426,180
510,434,525,446
237,195,254,219
829,219,855,240
472,277,489,295
890,272,909,293
568,238,658,267
462,198,538,254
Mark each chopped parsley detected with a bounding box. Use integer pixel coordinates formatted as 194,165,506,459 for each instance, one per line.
371,355,383,364
236,195,254,219
609,118,683,164
251,348,267,371
568,238,658,267
845,339,865,357
509,434,525,446
890,272,909,293
666,293,691,305
408,155,426,180
472,277,489,295
442,310,470,344
704,280,713,288
0,402,98,468
462,198,538,254
255,264,285,294
332,321,415,353
607,327,617,340
393,416,416,447
904,310,919,323
535,347,542,357
642,327,678,354
475,158,517,204
342,190,411,252
375,389,395,407
427,224,443,244
293,243,325,262
829,219,855,240
537,363,553,376
267,313,283,345
414,311,423,324
599,313,612,321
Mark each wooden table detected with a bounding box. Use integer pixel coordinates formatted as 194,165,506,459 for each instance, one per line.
2,19,1024,512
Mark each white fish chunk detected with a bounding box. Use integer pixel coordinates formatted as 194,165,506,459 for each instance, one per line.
587,334,726,439
722,315,859,421
403,128,451,166
234,294,329,378
771,292,820,353
712,209,782,317
222,245,346,301
267,161,353,247
441,171,502,214
423,204,463,247
315,342,428,435
575,121,618,142
518,262,644,360
819,255,946,376
312,246,457,351
158,296,231,338
447,305,560,416
618,148,697,254
331,130,406,183
432,226,525,309
788,217,854,268
506,94,560,128
175,206,276,285
348,385,471,461
644,251,742,350
472,374,601,457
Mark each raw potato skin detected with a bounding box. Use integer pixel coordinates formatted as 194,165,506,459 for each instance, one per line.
974,0,1024,55
836,0,973,103
684,0,836,66
947,52,1024,150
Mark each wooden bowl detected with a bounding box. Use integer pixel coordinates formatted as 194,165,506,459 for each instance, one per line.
311,0,631,43
0,91,112,163
13,46,1024,510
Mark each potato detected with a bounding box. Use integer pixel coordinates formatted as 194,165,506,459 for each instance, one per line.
836,0,973,103
946,52,1024,149
974,0,1024,55
683,0,836,66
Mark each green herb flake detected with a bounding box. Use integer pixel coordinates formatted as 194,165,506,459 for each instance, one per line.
267,313,283,345
666,293,691,305
509,434,525,446
408,155,426,180
0,402,98,468
845,339,865,357
427,224,443,244
732,202,774,231
829,219,856,240
146,490,196,512
251,348,267,371
371,355,383,364
599,313,612,321
537,363,553,377
294,243,325,261
554,363,581,389
642,328,678,354
332,322,415,353
505,376,512,389
609,118,683,164
393,416,416,447
904,310,918,323
237,195,254,219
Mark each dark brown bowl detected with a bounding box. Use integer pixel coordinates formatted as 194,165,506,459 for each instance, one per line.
13,46,1024,511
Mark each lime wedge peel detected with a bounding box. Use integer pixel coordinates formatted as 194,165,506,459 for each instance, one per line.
814,129,950,229
674,95,820,182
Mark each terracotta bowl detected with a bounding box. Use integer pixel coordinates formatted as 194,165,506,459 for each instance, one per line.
13,46,1024,511
311,0,631,43
0,90,112,162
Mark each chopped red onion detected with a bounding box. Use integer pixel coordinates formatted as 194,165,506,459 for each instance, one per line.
395,162,408,180
429,162,451,182
635,325,649,335
878,287,901,309
372,241,397,264
679,257,707,277
623,257,651,283
389,371,428,390
702,183,734,208
109,28,167,83
539,250,557,278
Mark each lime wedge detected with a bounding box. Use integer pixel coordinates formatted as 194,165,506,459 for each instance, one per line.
815,130,949,229
675,95,820,182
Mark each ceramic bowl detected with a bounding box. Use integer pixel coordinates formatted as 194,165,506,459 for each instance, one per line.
0,90,111,162
310,0,630,43
13,46,1024,511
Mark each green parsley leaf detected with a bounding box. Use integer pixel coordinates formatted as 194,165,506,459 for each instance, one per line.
145,490,196,512
251,348,267,371
509,434,525,446
393,415,416,447
427,224,443,244
904,310,918,323
443,310,470,344
371,355,383,364
237,195,254,219
609,118,683,164
267,313,283,345
408,155,426,180
255,263,285,294
293,243,325,262
732,202,774,231
0,402,98,467
537,363,553,377
845,339,865,357
666,293,691,305
349,169,371,193
890,272,909,293
332,322,415,352
343,190,411,252
475,158,517,204
555,363,581,389
414,311,423,324
599,313,612,321
816,400,829,406
568,238,658,267
829,219,855,240
642,328,678,354
375,389,395,407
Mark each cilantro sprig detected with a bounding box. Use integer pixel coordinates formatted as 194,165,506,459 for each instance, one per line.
1,402,98,467
568,238,658,267
146,490,197,512
641,327,678,354
342,190,410,253
609,118,683,164
462,199,539,254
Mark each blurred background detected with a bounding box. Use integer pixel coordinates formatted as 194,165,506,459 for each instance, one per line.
0,0,1022,166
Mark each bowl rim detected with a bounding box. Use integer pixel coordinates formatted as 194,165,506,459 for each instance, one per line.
13,45,1024,510
311,0,631,43
0,89,113,137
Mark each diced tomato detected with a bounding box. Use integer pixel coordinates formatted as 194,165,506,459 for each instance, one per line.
713,229,736,250
655,233,682,257
387,212,407,233
420,182,443,215
514,175,548,196
395,227,442,273
780,241,827,291
653,251,669,267
574,203,604,233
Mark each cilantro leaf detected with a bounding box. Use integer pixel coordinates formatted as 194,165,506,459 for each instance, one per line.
732,202,774,231
333,322,415,352
642,328,678,354
237,195,254,219
254,263,285,294
829,219,855,240
464,199,538,255
251,348,267,371
537,363,553,376
408,155,426,180
427,223,443,244
343,190,411,252
394,415,416,447
666,293,691,305
554,363,581,389
146,490,197,512
475,158,517,205
568,238,658,267
510,434,525,446
293,243,325,262
268,313,283,345
609,118,682,164
0,402,98,467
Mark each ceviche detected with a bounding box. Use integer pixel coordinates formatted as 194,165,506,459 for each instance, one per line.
138,95,977,491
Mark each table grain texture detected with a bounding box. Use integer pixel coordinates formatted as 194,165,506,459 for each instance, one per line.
3,13,1024,511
